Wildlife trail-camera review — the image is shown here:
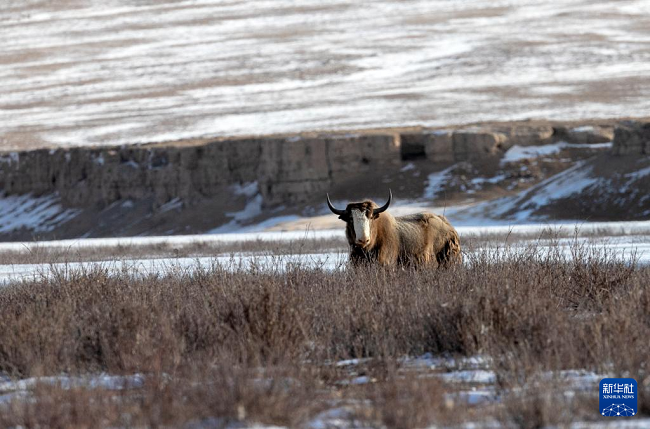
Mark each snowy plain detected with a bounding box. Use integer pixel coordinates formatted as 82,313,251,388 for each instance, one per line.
2,220,650,252
1,220,649,284
2,0,650,149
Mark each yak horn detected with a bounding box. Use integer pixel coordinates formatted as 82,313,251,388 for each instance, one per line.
373,189,392,215
327,193,346,216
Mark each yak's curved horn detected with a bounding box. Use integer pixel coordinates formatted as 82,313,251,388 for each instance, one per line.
327,194,346,216
373,189,392,215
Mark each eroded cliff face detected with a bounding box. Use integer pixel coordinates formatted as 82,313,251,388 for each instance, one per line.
0,119,645,240
612,121,650,155
0,133,400,209
0,132,404,239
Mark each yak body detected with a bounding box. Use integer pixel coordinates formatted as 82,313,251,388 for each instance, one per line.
332,198,461,268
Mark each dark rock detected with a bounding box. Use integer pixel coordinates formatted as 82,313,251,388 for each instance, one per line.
555,125,614,144
612,121,650,155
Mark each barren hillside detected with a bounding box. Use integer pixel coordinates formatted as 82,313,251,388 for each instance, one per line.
2,0,650,149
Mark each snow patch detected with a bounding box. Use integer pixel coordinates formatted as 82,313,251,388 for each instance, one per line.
501,141,612,164
439,370,497,384
205,183,274,232
210,184,265,232
336,358,372,367
0,252,350,285
470,174,508,186
236,200,260,221
539,370,606,390
571,126,596,133
447,388,498,405
186,418,285,429
0,390,29,406
0,193,81,234
472,162,601,221
159,197,183,213
0,152,19,165
424,166,455,200
400,162,415,172
231,181,259,198
306,407,359,429
337,376,374,385
571,419,650,428
0,374,144,394
122,160,140,169
399,353,492,371
626,165,650,180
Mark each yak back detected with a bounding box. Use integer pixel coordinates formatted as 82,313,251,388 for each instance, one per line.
394,212,460,265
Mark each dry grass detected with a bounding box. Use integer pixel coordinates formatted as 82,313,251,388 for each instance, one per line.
0,241,648,427
1,225,641,266
0,236,347,265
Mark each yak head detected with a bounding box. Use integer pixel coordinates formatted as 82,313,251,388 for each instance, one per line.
326,190,392,249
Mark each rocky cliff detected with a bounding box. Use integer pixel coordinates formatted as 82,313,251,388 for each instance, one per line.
612,121,650,155
0,133,400,209
0,119,646,240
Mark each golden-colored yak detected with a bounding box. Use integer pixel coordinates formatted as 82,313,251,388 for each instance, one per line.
327,190,461,267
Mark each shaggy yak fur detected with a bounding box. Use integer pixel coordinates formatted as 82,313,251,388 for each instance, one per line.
328,194,462,268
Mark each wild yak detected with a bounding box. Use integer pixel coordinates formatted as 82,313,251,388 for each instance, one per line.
327,190,461,267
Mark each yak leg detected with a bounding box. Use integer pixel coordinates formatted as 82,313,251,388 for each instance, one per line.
417,246,441,268
349,247,374,267
377,246,398,266
436,233,462,267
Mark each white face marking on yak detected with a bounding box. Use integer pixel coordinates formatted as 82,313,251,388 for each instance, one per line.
326,190,393,249
351,209,370,244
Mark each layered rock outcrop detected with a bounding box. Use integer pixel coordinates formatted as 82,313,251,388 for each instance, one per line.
0,118,629,240
403,125,555,164
0,133,400,210
612,121,650,155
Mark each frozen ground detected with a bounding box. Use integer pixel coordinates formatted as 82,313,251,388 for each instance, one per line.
1,221,649,284
2,0,650,149
0,192,81,234
2,220,650,251
2,356,649,428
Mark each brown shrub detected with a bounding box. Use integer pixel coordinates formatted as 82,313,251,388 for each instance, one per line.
0,242,648,427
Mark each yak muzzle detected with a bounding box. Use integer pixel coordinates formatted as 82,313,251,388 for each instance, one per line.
355,238,370,247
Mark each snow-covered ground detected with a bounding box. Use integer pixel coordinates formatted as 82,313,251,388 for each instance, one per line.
2,1,650,149
324,356,650,428
2,220,650,252
0,192,81,234
500,141,613,165
4,355,648,428
1,221,649,284
0,252,348,284
1,241,646,285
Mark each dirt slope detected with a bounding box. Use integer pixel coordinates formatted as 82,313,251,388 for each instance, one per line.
2,1,650,149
